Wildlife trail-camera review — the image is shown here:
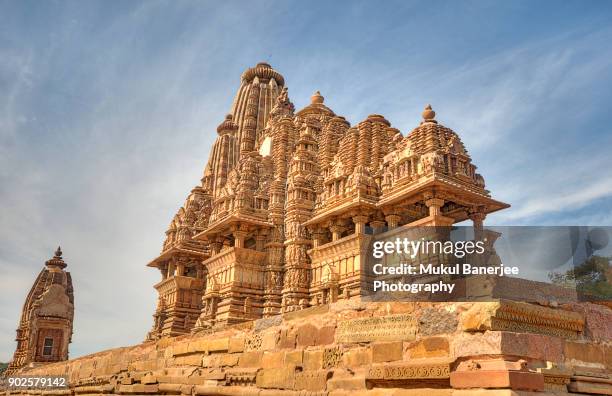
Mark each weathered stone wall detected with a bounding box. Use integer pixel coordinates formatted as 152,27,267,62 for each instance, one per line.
5,301,611,396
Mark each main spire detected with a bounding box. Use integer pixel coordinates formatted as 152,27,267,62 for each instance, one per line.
199,62,287,196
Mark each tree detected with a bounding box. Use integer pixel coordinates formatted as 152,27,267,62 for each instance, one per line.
549,255,612,300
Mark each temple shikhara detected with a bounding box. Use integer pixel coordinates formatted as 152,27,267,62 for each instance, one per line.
145,62,508,338
4,63,611,396
5,247,74,375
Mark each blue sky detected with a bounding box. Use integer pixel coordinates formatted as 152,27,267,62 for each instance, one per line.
1,0,612,360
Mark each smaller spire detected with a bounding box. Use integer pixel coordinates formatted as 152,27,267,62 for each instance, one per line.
366,114,391,126
216,114,238,135
311,91,324,104
422,104,437,124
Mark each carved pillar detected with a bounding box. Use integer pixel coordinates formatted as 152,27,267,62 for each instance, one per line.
469,208,486,231
263,221,284,317
176,262,185,277
233,229,248,249
468,207,488,267
329,284,339,303
211,236,223,256
312,228,326,248
330,224,345,241
194,274,221,332
370,220,386,235
205,297,216,320
385,214,401,229
255,233,266,252
425,197,445,217
411,194,454,227
167,261,176,278
352,215,368,235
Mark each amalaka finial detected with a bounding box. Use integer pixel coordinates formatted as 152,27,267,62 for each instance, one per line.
311,91,324,104
422,104,436,122
46,246,67,269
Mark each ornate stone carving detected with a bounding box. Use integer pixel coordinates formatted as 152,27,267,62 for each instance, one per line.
226,369,258,387
494,300,584,338
367,362,451,380
322,346,343,369
336,314,417,343
461,300,585,339
244,334,262,351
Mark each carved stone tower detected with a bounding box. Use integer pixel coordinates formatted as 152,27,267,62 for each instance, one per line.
147,63,509,338
6,247,74,375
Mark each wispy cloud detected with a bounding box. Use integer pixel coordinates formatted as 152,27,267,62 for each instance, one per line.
499,176,612,221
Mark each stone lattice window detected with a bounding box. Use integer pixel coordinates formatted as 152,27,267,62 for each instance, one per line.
42,337,53,356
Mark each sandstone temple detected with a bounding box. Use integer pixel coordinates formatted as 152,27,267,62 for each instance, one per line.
5,247,74,375
4,63,611,396
145,62,509,338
